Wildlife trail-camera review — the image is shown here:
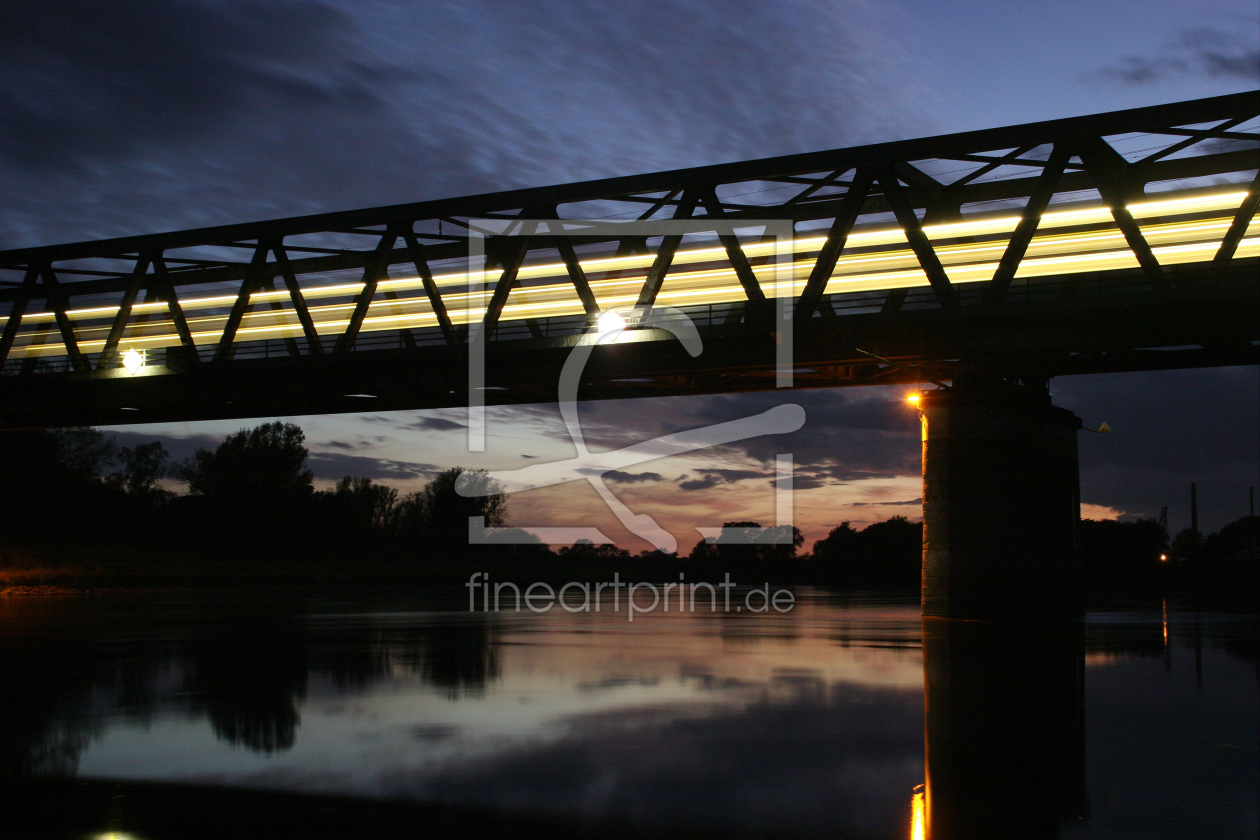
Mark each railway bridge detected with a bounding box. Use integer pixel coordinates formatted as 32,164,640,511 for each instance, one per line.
2,91,1257,621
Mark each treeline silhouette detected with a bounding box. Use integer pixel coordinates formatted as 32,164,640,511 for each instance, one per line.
0,421,547,568
1,420,1253,590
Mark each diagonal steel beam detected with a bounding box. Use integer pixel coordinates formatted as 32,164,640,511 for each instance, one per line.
152,253,198,356
986,144,1071,302
481,230,535,337
97,254,152,370
785,168,850,206
795,170,873,322
1078,137,1169,290
1213,168,1260,267
950,145,1037,187
700,187,766,304
636,192,698,308
214,245,271,362
272,241,323,354
880,171,960,308
634,189,681,221
257,272,301,358
0,266,40,366
402,229,457,345
1135,115,1251,165
553,234,601,317
336,227,400,353
40,267,88,371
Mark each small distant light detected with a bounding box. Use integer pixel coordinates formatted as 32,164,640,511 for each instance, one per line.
597,310,627,341
1160,553,1168,562
122,348,145,375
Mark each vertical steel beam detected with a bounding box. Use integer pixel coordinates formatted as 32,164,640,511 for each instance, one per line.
272,241,323,354
795,170,873,321
0,266,40,366
41,267,88,371
1078,138,1168,290
402,229,457,344
700,188,766,304
636,192,698,308
986,145,1071,303
97,254,152,370
880,170,959,309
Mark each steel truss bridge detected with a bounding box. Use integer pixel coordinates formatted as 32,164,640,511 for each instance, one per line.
0,92,1257,428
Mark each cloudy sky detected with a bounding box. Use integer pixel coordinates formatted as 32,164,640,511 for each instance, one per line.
3,0,1258,547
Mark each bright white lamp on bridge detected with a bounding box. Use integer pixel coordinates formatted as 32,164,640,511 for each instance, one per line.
597,310,627,342
122,348,145,375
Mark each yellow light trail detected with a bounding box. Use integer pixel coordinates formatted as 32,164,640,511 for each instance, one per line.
3,190,1254,358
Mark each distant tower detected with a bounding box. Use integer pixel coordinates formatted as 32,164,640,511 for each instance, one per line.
1190,482,1199,535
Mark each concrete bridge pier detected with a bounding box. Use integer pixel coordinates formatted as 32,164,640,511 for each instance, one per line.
919,378,1084,620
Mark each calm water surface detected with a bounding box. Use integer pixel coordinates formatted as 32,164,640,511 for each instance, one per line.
0,590,1255,838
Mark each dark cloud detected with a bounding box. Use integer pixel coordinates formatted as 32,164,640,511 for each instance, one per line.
678,467,772,491
105,430,221,464
0,0,921,249
306,452,441,482
603,470,664,484
0,1,393,174
408,417,468,432
359,413,468,432
571,388,921,484
851,498,921,507
1088,26,1260,85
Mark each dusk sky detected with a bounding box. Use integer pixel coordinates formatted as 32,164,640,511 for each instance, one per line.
3,0,1258,548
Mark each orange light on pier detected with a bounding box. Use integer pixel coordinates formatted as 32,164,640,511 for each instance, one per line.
910,784,926,840
907,393,921,406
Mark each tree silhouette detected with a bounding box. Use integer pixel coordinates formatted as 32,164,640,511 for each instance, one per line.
811,516,922,586
177,421,313,504
395,467,507,556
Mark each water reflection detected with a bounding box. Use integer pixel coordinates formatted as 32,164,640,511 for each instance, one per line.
921,617,1086,840
0,592,1255,838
